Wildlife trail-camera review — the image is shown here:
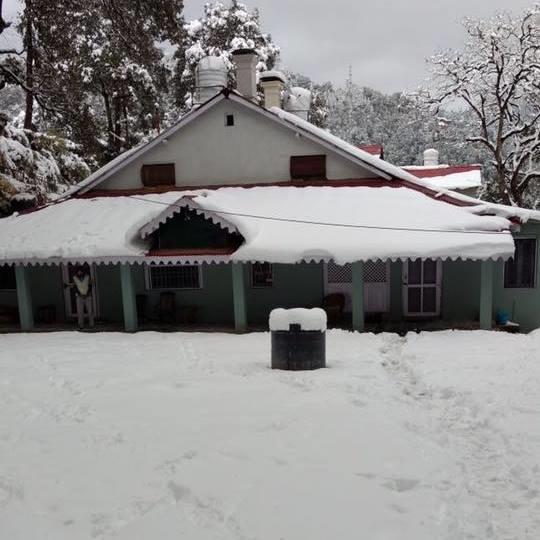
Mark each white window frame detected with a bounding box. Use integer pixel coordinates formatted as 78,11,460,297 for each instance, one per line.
145,264,203,291
504,236,538,290
402,259,442,317
251,263,273,288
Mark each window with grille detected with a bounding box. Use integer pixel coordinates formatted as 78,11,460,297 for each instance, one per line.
251,263,273,287
0,266,16,290
364,261,388,283
505,238,537,288
327,262,352,283
141,163,175,187
147,265,202,290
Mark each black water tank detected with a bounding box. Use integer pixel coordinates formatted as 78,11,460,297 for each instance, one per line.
271,323,326,370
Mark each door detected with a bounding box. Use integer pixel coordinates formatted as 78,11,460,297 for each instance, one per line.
402,259,442,317
61,264,99,319
324,261,390,313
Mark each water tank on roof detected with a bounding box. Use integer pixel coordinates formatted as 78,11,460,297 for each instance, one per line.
195,56,228,105
423,148,440,167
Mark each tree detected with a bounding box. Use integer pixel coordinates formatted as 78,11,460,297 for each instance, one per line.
428,5,540,207
26,0,184,160
176,0,279,108
286,72,332,128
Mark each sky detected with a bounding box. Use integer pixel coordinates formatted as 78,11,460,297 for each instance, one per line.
1,0,535,93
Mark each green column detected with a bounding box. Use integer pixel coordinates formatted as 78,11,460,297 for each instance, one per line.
120,264,138,332
15,265,34,331
232,263,247,332
352,261,365,332
479,260,494,330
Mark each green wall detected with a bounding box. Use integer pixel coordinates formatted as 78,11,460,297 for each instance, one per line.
132,263,235,325
441,260,481,322
0,289,18,308
245,263,324,325
493,223,540,332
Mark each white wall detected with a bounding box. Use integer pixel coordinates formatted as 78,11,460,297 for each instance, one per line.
97,99,376,190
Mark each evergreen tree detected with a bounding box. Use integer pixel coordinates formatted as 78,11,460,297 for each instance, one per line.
27,0,184,161
177,0,279,108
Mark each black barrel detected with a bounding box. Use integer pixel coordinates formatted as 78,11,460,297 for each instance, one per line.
271,323,326,370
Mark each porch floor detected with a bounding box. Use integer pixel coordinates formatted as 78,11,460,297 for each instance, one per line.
0,318,487,334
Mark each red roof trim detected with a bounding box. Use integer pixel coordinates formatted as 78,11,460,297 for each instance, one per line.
358,144,384,157
77,178,477,208
403,165,481,179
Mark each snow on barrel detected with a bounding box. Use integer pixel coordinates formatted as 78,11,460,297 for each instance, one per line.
269,308,327,370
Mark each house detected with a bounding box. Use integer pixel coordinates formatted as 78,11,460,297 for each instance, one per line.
1,49,539,334
358,145,482,198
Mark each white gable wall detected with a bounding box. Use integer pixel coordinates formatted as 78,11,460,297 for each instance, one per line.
97,99,375,190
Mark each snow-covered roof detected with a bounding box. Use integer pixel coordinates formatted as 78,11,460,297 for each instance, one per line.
404,165,482,190
58,90,539,227
0,186,516,266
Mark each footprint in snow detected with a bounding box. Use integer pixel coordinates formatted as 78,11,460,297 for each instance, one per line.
382,477,420,493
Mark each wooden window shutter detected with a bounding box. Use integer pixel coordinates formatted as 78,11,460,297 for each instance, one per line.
141,163,176,187
290,155,327,180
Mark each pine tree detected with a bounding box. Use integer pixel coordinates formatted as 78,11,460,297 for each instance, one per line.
176,0,279,108
28,0,184,161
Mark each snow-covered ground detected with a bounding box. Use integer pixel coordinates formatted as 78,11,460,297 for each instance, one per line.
1,330,539,539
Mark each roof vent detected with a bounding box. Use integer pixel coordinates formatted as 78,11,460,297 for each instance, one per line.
423,148,439,167
195,56,228,105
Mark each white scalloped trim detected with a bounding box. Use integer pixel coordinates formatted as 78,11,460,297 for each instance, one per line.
139,196,239,239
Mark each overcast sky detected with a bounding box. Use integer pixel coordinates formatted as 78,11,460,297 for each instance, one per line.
1,0,535,92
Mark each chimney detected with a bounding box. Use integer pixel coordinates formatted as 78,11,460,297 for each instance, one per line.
260,71,286,109
195,56,228,105
423,148,439,167
232,49,258,101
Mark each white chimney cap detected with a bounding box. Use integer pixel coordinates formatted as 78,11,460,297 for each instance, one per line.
259,70,287,84
423,148,440,166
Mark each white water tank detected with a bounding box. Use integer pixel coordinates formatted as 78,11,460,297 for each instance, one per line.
423,148,440,167
195,56,228,105
284,87,312,121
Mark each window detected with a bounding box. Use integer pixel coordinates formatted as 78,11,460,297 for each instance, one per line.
290,155,327,180
225,114,235,127
251,263,273,288
505,238,537,288
0,266,16,290
147,265,202,290
141,163,175,187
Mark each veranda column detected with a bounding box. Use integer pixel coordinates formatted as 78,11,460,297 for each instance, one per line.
479,260,494,330
351,261,365,332
120,264,138,332
231,263,247,332
15,265,34,331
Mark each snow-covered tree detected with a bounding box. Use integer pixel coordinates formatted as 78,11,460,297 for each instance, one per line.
176,0,280,107
15,0,184,161
428,5,540,207
0,112,90,216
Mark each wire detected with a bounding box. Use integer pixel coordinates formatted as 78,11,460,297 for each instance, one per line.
126,195,511,236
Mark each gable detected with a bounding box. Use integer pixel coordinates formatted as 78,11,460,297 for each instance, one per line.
95,99,378,191
149,207,244,254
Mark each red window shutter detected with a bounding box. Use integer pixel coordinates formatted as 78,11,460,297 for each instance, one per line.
141,164,176,187
290,155,327,180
